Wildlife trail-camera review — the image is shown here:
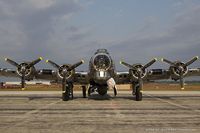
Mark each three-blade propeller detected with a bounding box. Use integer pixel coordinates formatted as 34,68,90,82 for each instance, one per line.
46,60,84,92
5,57,43,90
120,58,157,91
161,56,199,90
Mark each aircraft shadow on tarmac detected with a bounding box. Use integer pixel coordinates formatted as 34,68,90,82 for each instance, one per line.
0,95,198,101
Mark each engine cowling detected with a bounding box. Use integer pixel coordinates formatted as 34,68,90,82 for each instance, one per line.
5,57,43,90
16,62,36,80
169,61,188,78
161,56,198,89
120,58,157,93
129,64,147,80
57,64,75,80
46,59,84,93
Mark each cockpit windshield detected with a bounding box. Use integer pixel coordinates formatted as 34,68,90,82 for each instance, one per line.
93,54,111,71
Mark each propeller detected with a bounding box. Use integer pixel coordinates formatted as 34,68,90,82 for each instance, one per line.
161,56,199,90
120,58,157,91
5,57,43,90
46,60,84,92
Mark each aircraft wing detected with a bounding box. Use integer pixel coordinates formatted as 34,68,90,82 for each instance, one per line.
35,69,57,81
0,68,89,84
185,68,200,77
116,68,200,83
145,69,171,81
73,71,89,84
115,72,130,84
36,69,89,84
117,56,200,89
115,69,171,84
145,68,200,80
0,68,18,78
0,68,58,81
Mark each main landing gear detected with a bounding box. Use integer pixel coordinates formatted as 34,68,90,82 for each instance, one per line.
62,82,74,101
132,83,142,101
87,85,108,96
82,86,87,98
63,83,142,101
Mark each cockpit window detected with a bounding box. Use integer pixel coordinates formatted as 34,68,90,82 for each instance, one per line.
93,54,111,71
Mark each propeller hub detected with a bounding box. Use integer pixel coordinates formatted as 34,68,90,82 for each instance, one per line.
58,65,74,79
171,62,188,77
16,63,33,77
130,64,147,80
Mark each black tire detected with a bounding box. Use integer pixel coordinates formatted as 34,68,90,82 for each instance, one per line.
114,86,117,96
135,87,142,101
98,87,107,96
62,82,73,101
82,86,87,98
62,90,70,101
70,86,74,99
88,87,91,96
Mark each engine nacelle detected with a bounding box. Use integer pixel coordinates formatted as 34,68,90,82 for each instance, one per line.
16,62,36,80
129,64,147,80
57,64,75,80
169,62,188,78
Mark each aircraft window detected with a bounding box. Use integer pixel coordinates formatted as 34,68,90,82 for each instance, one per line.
93,55,111,71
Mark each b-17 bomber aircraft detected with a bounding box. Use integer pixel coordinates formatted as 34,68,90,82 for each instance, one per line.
0,49,200,101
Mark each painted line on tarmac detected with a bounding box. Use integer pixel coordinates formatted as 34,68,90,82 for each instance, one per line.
144,94,200,113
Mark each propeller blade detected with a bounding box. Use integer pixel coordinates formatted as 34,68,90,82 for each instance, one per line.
46,60,60,69
161,58,175,66
68,60,84,71
184,56,199,66
28,57,43,68
120,61,133,69
142,58,157,70
5,58,19,67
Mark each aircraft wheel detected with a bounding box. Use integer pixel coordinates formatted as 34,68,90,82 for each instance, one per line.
70,86,74,99
82,86,87,98
98,87,107,96
135,86,142,101
62,83,73,101
88,87,92,97
62,89,70,101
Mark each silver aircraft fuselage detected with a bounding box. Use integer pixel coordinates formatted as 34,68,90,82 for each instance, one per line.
88,49,115,85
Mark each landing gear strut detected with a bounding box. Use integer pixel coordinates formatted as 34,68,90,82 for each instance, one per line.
88,85,95,96
82,86,87,98
62,82,73,101
113,86,117,96
135,86,142,101
132,83,142,101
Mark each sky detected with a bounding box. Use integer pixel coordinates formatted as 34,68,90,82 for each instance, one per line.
0,0,200,73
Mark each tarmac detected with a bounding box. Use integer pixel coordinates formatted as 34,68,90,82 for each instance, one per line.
0,91,199,133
